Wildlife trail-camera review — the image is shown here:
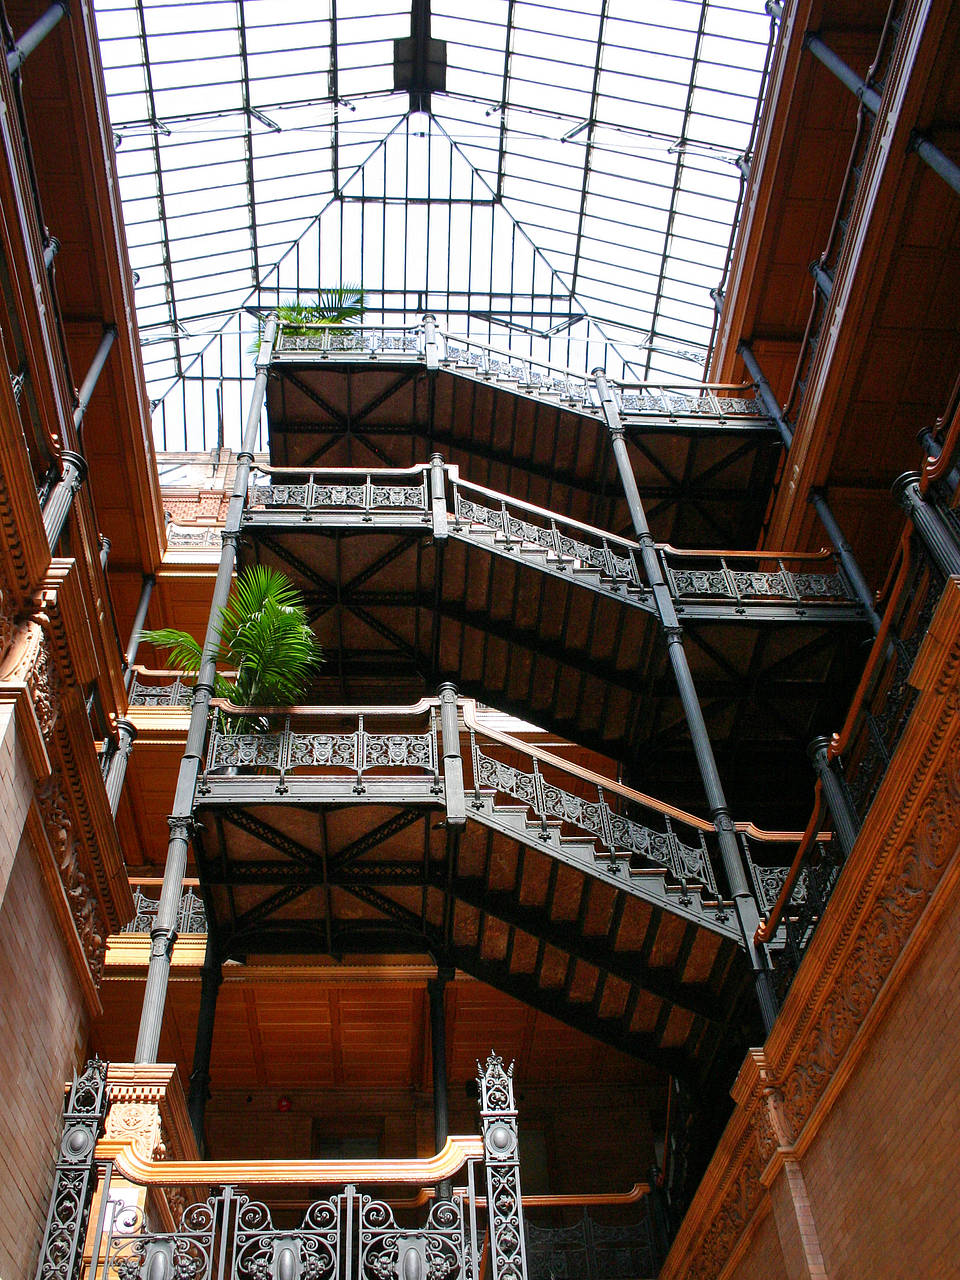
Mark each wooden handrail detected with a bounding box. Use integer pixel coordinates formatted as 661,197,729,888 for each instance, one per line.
754,784,826,945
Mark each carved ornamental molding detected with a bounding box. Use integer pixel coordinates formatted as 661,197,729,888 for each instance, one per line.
660,579,960,1280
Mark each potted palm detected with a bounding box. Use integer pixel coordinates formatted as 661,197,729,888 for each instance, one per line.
142,565,323,738
257,286,365,353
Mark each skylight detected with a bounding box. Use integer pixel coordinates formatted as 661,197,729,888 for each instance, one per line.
92,0,775,449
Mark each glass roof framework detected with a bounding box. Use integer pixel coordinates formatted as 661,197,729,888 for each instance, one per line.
93,0,775,451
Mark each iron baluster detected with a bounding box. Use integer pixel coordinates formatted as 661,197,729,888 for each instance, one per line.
469,726,484,809
531,758,550,841
34,1058,110,1280
355,714,366,793
429,706,442,794
276,715,291,795
719,557,739,604
596,782,617,869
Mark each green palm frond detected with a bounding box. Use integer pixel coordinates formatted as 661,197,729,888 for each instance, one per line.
142,566,322,729
315,285,364,324
139,627,204,676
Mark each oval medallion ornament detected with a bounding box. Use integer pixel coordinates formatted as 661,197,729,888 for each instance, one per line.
276,1246,299,1280
402,1247,424,1280
145,1250,170,1280
488,1123,512,1152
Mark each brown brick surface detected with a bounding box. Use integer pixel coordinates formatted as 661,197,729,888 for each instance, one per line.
0,830,87,1280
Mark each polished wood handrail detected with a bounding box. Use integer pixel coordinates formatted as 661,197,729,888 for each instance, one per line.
754,784,826,945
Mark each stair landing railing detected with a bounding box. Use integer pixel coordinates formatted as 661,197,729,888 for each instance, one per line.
33,1053,528,1280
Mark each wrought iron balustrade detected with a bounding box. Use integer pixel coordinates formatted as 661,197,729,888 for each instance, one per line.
121,885,207,935
249,465,431,520
450,475,645,594
275,322,424,358
266,318,775,433
129,669,195,707
661,547,851,612
837,544,939,826
524,1210,659,1280
755,539,944,995
202,704,442,798
36,1052,527,1280
241,462,861,619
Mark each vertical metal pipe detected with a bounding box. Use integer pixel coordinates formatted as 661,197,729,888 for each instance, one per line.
43,235,60,271
6,1,67,75
99,535,111,573
104,718,136,817
42,449,87,548
593,368,777,1033
423,312,441,370
428,967,454,1198
737,341,793,448
808,736,860,858
709,286,724,316
429,452,448,540
438,681,465,825
135,317,277,1064
188,934,222,1155
810,491,882,634
893,471,960,576
73,327,117,432
124,573,156,692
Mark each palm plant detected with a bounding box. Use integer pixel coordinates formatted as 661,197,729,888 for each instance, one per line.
143,566,322,732
253,287,365,351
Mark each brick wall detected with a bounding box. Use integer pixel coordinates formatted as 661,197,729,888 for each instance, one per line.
798,864,960,1280
0,716,88,1280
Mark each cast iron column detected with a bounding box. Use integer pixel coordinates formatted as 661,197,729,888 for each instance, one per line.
893,471,960,577
134,316,277,1063
737,341,792,449
810,490,882,634
808,736,860,859
428,966,454,1199
124,572,156,691
104,718,136,817
74,327,116,432
188,934,222,1154
42,449,87,549
594,368,777,1033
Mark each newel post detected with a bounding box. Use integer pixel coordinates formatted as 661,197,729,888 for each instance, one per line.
477,1052,528,1280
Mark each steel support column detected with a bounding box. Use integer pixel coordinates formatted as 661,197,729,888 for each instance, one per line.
428,966,454,1199
737,341,793,448
134,316,277,1063
808,735,859,858
893,471,960,577
593,368,777,1033
909,131,960,198
810,260,833,301
74,327,117,433
42,448,86,549
104,718,136,817
188,934,222,1154
99,535,110,573
7,1,67,75
124,572,156,691
811,490,882,634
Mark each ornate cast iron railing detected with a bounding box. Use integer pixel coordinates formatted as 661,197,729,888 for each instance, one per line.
269,318,775,432
243,462,860,618
835,541,939,826
121,885,208,935
129,668,195,707
524,1210,659,1280
196,696,800,936
755,537,942,993
35,1053,527,1280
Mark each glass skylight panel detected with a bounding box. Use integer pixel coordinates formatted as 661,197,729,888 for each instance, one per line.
93,0,774,428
